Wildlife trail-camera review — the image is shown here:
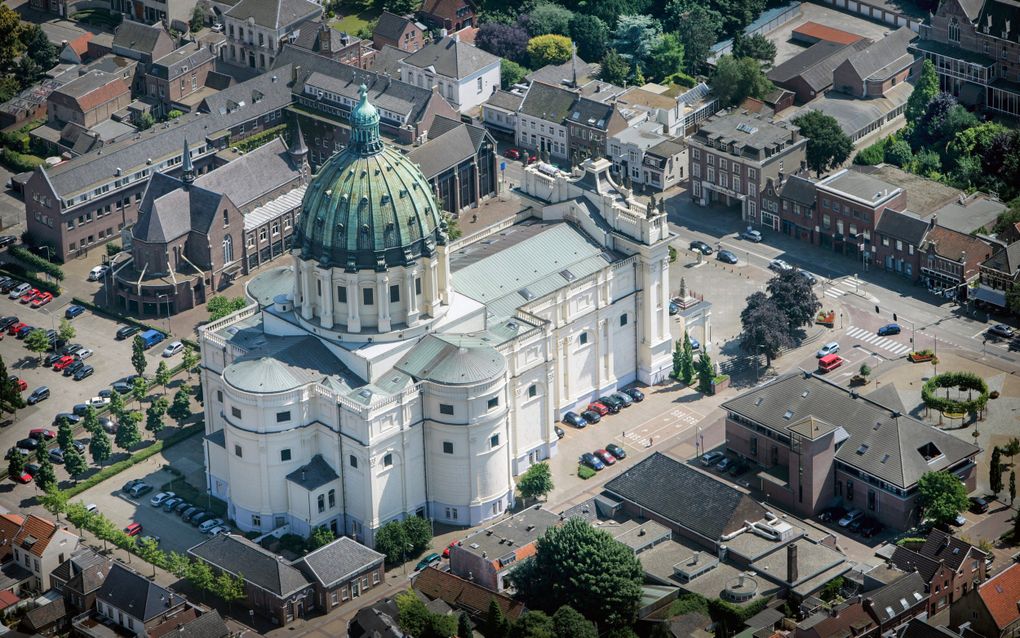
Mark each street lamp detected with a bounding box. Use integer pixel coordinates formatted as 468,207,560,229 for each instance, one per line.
156,294,171,335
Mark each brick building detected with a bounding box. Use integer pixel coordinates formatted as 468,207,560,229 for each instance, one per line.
145,41,217,115
373,12,426,53
46,71,131,129
419,0,475,32
889,529,987,618
292,22,375,69
814,168,906,258
949,562,1020,638
832,28,918,98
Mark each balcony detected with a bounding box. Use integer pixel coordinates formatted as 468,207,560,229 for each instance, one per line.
72,612,135,638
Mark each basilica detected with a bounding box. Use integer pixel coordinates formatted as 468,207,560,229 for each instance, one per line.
198,86,676,545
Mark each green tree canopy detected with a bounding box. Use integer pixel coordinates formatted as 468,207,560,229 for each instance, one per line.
510,518,643,627
664,0,721,74
739,291,792,367
308,526,336,550
527,34,573,67
7,448,24,478
131,336,147,377
611,14,661,67
793,110,853,177
569,14,608,62
766,268,822,332
25,329,52,360
598,49,630,85
64,447,88,483
115,411,142,451
905,59,939,125
552,605,598,638
155,361,171,394
0,356,25,417
524,1,574,36
518,462,554,502
0,5,24,72
58,318,75,342
646,32,685,82
732,32,776,68
917,471,969,525
375,520,411,564
709,55,773,108
168,388,192,427
501,59,529,90
207,296,248,321
696,351,714,392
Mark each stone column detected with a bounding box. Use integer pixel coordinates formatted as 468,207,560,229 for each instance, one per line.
377,272,391,332
300,262,314,321
347,273,361,333
319,268,334,329
290,254,301,305
436,244,452,303
406,268,420,325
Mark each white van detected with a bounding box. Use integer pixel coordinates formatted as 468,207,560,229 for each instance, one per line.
8,283,30,299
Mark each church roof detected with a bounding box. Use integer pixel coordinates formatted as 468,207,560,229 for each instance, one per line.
222,336,357,394
396,333,506,385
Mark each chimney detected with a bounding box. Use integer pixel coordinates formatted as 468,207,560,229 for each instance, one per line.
862,597,875,619
930,214,937,229
787,543,798,583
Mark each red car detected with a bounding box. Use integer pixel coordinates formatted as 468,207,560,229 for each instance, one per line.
442,541,459,558
526,153,538,164
8,376,26,391
503,148,521,160
587,402,609,417
7,322,26,336
124,522,143,537
19,289,39,304
594,449,616,466
53,355,76,371
29,428,55,441
30,292,53,308
13,472,32,484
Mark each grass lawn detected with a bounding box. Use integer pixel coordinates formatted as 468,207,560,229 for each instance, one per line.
330,4,380,35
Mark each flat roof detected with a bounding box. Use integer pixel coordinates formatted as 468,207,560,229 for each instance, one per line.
458,507,560,559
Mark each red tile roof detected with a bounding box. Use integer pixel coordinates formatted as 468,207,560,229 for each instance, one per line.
0,591,19,610
924,225,993,279
978,563,1020,630
69,33,93,57
14,515,57,557
413,567,525,620
0,514,23,561
76,78,130,113
793,21,866,46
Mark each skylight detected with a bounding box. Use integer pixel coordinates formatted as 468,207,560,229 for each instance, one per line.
754,397,764,406
918,442,943,463
856,444,869,455
881,454,890,464
736,122,758,134
783,410,794,420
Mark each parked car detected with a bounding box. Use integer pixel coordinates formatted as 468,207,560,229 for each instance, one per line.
740,229,762,242
16,438,39,451
48,449,65,464
838,509,864,528
415,553,442,572
611,392,633,407
580,410,601,424
587,402,609,416
123,478,142,493
128,483,152,498
63,361,85,377
62,344,84,356
594,449,616,466
728,460,749,476
199,518,224,533
30,292,53,308
15,325,32,339
7,322,26,336
72,403,90,417
503,148,521,160
88,265,110,281
859,518,882,538
0,280,17,293
442,541,459,558
139,535,161,545
699,451,722,466
0,236,16,248
150,492,175,507
190,512,213,527
606,443,626,460
123,523,143,537
8,283,30,299
52,413,81,426
716,457,732,471
621,387,644,402
579,452,604,471
53,355,75,371
0,316,17,331
64,305,85,319
598,395,625,412
18,288,39,304
562,411,587,428
690,338,701,351
98,416,115,433
162,497,183,511
174,501,192,515
877,323,901,336
75,348,94,360
798,270,817,285
988,324,1015,338
87,396,110,409
952,514,967,526
8,376,26,392
28,428,55,441
73,365,95,381
716,250,738,264
12,471,32,484
180,506,200,520
112,381,132,394
44,352,64,366
689,240,713,255
969,496,989,513
162,341,184,357
138,329,165,349
27,386,49,405
816,342,840,358
115,325,140,340
669,301,679,315
768,259,792,272
206,526,229,536
24,463,39,477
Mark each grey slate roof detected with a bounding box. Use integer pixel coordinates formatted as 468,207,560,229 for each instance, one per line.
292,22,361,54
150,43,215,80
112,22,169,56
843,27,916,81
982,241,1020,275
400,36,499,79
956,0,985,20
693,110,799,155
407,118,486,178
526,56,598,87
518,81,578,123
769,39,871,92
780,174,817,207
604,452,768,541
646,137,686,159
225,0,321,29
167,610,231,638
889,545,942,582
486,90,523,112
568,97,614,131
223,335,355,394
52,548,110,596
286,454,339,491
193,137,297,211
919,528,983,570
899,618,967,638
721,373,979,489
189,534,311,597
370,44,410,78
97,563,184,622
869,571,926,622
976,0,1020,44
295,536,384,587
396,333,506,385
52,70,123,100
875,209,930,245
375,11,418,41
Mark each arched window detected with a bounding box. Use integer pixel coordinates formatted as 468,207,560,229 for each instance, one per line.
949,17,960,43
222,210,229,227
223,234,233,263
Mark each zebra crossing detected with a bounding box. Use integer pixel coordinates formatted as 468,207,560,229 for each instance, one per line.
845,326,912,356
823,276,867,299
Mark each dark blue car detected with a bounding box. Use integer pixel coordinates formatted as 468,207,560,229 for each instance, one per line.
562,411,588,429
877,323,901,336
64,305,85,319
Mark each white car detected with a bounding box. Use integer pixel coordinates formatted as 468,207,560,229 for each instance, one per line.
768,259,793,272
699,451,723,467
162,341,184,358
75,348,94,360
149,492,175,507
87,396,110,408
207,525,229,535
8,282,30,299
838,509,863,528
816,342,840,358
199,518,224,533
88,265,110,281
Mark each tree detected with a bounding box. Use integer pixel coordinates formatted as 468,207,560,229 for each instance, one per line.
612,15,660,66
598,49,630,86
793,110,853,177
1011,470,1017,506
487,599,512,638
206,296,247,321
992,447,1004,495
569,14,608,62
710,55,773,108
502,59,529,90
168,388,192,427
552,605,597,638
681,332,695,385
25,329,52,361
0,356,25,417
458,612,473,638
56,318,76,344
108,391,126,421
64,447,88,483
715,0,766,36
739,292,791,367
672,339,685,379
510,518,642,627
523,1,574,36
155,361,171,394
396,590,432,637
732,32,776,68
476,22,530,63
646,33,685,82
906,59,939,126
518,462,553,503
145,396,168,434
766,269,821,333
131,375,148,407
181,347,200,379
116,411,142,451
511,611,554,638
0,4,24,72
57,418,74,453
664,0,721,74
884,137,913,167
914,149,942,177
404,515,433,554
190,3,206,31
308,526,336,550
859,363,871,378
213,570,246,608
913,92,958,148
696,351,714,393
527,34,573,67
131,336,148,377
34,456,57,492
1005,438,1020,464
0,75,19,102
7,448,24,478
187,560,215,600
375,520,411,564
40,487,67,519
917,471,969,525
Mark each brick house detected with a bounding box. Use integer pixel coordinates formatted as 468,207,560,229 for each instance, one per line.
292,537,385,613
222,0,322,72
49,547,111,615
721,373,980,530
373,12,426,53
406,115,499,213
419,0,475,32
920,224,993,297
566,97,628,166
873,208,929,281
950,562,1020,638
145,42,217,115
449,508,560,592
46,71,131,129
85,563,188,636
292,22,375,69
794,572,928,637
413,567,526,621
832,28,918,98
889,529,987,618
814,168,906,258
974,241,1020,310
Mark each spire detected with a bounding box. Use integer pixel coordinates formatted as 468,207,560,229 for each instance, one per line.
289,117,309,162
349,84,383,156
181,137,194,187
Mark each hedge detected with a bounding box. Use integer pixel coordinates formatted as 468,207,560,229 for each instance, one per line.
71,297,200,350
233,124,287,154
9,245,65,280
577,465,596,480
921,371,989,414
58,423,203,499
0,266,61,296
0,148,45,173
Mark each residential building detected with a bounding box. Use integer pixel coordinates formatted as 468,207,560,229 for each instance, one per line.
815,168,906,257
0,514,24,564
373,12,426,53
449,507,560,591
11,515,78,593
874,208,930,280
24,68,292,261
642,139,687,191
975,241,1020,309
82,563,188,637
608,120,686,192
832,27,918,98
768,39,872,104
47,71,131,129
516,81,576,161
292,22,374,68
910,0,1020,117
110,0,199,30
615,87,685,137
188,534,315,625
888,529,987,617
481,90,523,138
794,571,928,637
721,372,980,530
111,21,175,66
399,37,501,112
566,97,627,165
223,0,322,71
419,0,475,32
950,562,1020,638
413,567,526,620
145,42,217,115
899,619,969,638
406,115,499,213
920,223,992,296
199,94,673,543
292,537,386,614
688,110,808,225
525,55,598,89
349,598,406,638
49,547,111,614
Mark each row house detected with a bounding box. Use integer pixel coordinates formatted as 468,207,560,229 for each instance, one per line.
832,28,918,99
566,96,628,166
889,529,987,618
145,41,217,115
515,81,576,162
815,169,906,257
223,0,322,72
607,119,686,192
688,109,807,225
974,240,1020,310
910,0,1020,118
12,515,79,594
419,0,475,32
950,562,1020,638
373,11,427,53
46,71,131,130
480,90,523,138
293,22,376,69
111,0,198,30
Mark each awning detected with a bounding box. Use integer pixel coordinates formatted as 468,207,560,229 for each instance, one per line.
973,285,1007,307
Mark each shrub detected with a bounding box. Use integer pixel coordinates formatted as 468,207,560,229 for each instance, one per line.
922,371,989,414
854,139,886,165
9,245,65,279
234,124,287,153
0,148,45,173
106,242,122,256
527,34,573,67
578,465,596,479
0,267,60,296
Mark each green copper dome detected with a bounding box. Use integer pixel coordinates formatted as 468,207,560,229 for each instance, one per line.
295,85,445,272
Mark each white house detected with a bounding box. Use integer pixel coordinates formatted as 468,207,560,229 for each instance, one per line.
222,0,322,71
12,515,79,593
398,36,501,113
